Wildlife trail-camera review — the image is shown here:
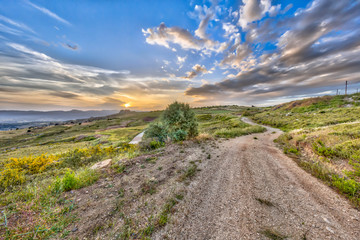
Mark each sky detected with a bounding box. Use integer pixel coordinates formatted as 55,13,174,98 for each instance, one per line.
0,0,360,111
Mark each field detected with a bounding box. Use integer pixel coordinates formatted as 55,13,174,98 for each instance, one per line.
0,106,264,239
249,93,360,207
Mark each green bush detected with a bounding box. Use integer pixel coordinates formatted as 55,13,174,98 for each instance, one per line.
62,170,77,191
144,122,168,143
144,102,199,142
332,175,360,197
163,101,198,139
139,139,165,150
312,139,335,157
52,168,99,193
170,129,188,141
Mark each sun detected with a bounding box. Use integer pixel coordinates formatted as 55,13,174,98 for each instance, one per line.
124,103,131,108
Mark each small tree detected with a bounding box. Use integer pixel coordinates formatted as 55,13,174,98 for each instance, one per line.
144,101,198,142
162,101,198,139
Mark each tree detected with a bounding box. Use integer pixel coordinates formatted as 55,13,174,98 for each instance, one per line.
144,101,198,142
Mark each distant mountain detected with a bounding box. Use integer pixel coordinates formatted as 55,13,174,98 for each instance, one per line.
0,110,119,124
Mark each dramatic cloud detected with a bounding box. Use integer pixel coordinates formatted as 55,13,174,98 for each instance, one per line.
186,0,360,105
2,0,360,110
0,42,194,110
143,13,224,55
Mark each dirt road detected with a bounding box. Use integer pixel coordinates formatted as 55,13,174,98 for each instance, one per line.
156,118,360,239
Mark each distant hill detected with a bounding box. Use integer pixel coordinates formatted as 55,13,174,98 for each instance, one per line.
0,110,119,130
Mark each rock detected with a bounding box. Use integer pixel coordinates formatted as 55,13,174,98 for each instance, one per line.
326,226,334,234
71,227,78,232
90,159,112,170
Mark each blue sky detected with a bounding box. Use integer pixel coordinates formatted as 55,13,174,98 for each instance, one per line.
0,0,359,110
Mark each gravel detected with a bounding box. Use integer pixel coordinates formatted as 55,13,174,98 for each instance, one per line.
156,119,360,240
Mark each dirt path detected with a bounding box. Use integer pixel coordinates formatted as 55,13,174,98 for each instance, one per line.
129,131,144,144
156,118,360,239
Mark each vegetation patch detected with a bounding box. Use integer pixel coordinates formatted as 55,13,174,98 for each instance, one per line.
260,228,288,240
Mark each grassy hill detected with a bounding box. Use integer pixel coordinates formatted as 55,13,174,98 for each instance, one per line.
0,106,265,239
2,95,359,238
250,93,360,131
248,93,360,207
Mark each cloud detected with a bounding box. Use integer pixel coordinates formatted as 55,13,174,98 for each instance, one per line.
222,22,238,37
186,0,360,105
143,23,201,50
26,0,71,25
61,43,79,50
238,0,277,29
0,42,194,110
0,23,23,36
51,91,80,99
195,13,213,39
183,64,208,79
143,1,225,55
177,56,187,65
0,15,35,33
277,0,360,65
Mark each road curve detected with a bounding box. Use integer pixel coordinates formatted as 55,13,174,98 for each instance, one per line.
156,118,360,239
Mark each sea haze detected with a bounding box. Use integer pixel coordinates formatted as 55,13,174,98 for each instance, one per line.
0,110,118,130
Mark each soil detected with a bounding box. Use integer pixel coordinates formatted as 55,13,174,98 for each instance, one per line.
63,118,360,239
155,118,360,239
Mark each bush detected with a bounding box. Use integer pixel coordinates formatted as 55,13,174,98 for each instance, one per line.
332,175,360,197
144,102,199,142
144,122,168,143
52,168,99,193
0,154,59,190
139,139,165,151
162,101,198,139
62,170,77,191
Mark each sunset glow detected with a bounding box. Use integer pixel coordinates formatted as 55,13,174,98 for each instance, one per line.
0,0,359,111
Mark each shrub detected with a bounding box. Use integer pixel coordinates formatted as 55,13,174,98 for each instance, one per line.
170,129,188,141
0,154,58,190
144,102,199,142
144,122,168,143
62,170,77,191
312,139,335,157
162,101,198,139
139,139,165,150
332,175,360,197
52,168,99,193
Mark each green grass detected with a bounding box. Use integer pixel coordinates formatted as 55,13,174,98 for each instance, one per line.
214,125,266,138
248,94,360,207
275,123,360,207
179,162,198,182
250,93,360,132
197,111,266,138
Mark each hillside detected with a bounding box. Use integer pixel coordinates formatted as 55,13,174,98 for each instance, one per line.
249,93,360,207
0,105,266,239
1,98,359,239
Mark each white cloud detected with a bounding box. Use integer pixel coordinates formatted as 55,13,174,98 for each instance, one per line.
26,0,71,25
238,0,279,29
0,15,35,33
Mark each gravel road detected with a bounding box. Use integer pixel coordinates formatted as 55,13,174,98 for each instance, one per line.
156,118,360,239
